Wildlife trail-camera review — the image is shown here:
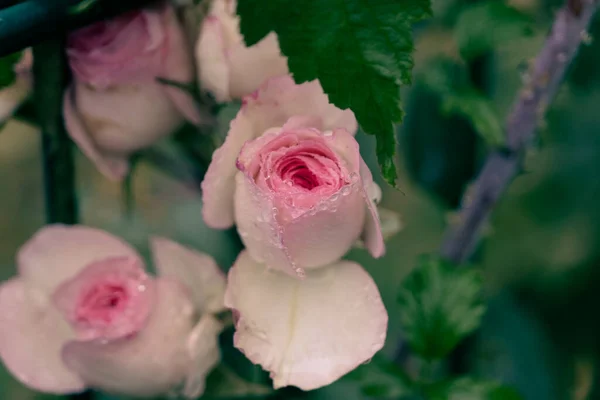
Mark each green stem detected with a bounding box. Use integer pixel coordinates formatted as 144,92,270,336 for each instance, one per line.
33,39,78,224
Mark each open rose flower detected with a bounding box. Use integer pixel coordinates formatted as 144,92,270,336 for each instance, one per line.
202,76,384,277
195,0,288,102
0,226,225,398
225,250,388,390
0,49,33,124
63,3,202,181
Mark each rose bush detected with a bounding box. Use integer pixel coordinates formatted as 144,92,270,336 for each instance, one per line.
0,226,225,398
63,3,201,181
202,75,385,276
195,0,288,102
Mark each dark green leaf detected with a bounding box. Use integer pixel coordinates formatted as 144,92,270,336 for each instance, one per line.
0,51,23,90
420,58,504,146
345,355,415,398
455,2,533,61
425,378,524,400
237,0,432,186
397,255,485,359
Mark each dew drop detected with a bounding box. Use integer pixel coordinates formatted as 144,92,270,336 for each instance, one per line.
349,172,359,183
317,202,327,211
309,207,317,216
137,284,146,292
323,130,333,137
295,267,306,278
341,186,351,196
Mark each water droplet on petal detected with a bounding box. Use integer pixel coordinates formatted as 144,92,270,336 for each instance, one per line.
295,267,306,278
137,284,146,292
323,130,333,137
317,202,327,212
341,186,351,196
330,193,339,202
349,173,359,184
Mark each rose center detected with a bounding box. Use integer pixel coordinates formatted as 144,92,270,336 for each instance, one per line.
76,283,129,324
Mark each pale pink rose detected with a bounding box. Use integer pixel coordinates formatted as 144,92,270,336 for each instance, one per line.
0,49,33,124
195,0,288,102
201,76,384,277
225,250,388,390
63,4,202,181
0,226,225,398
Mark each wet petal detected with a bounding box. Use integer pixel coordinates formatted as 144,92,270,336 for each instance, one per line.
225,251,388,390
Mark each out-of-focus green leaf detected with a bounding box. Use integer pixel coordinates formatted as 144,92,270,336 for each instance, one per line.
420,58,504,146
425,378,524,400
397,255,485,360
455,2,533,61
0,51,23,90
237,0,432,187
203,365,273,399
345,354,415,398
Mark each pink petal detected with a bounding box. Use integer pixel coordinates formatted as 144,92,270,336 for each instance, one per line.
228,33,289,100
63,85,129,181
160,4,202,125
52,257,155,342
359,160,385,258
65,79,184,181
225,251,388,390
195,15,232,103
181,315,223,398
18,225,141,296
201,76,357,229
150,237,226,314
0,279,85,394
62,278,201,398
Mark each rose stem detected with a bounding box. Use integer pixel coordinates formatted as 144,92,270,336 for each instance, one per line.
33,38,79,225
440,0,598,263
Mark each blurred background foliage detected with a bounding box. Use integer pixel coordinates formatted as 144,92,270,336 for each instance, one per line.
2,0,600,398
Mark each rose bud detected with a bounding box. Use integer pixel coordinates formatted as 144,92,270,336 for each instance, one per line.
0,226,224,398
202,76,385,277
63,3,202,181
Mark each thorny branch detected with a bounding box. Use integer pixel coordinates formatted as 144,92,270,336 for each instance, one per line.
440,0,599,263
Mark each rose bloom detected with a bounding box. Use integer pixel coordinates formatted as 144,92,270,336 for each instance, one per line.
202,75,385,276
63,3,201,181
0,49,32,125
195,0,288,102
0,226,225,398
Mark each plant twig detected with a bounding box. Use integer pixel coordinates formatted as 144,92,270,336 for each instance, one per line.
440,0,599,263
33,39,78,224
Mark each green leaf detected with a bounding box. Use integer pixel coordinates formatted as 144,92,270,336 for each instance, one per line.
0,51,23,90
237,0,432,187
397,255,486,360
345,354,415,398
425,378,524,400
455,1,533,61
420,58,504,146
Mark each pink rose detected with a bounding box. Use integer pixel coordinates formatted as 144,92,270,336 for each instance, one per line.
195,0,288,102
0,226,225,398
202,76,384,276
0,49,33,124
63,4,202,181
225,251,388,390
